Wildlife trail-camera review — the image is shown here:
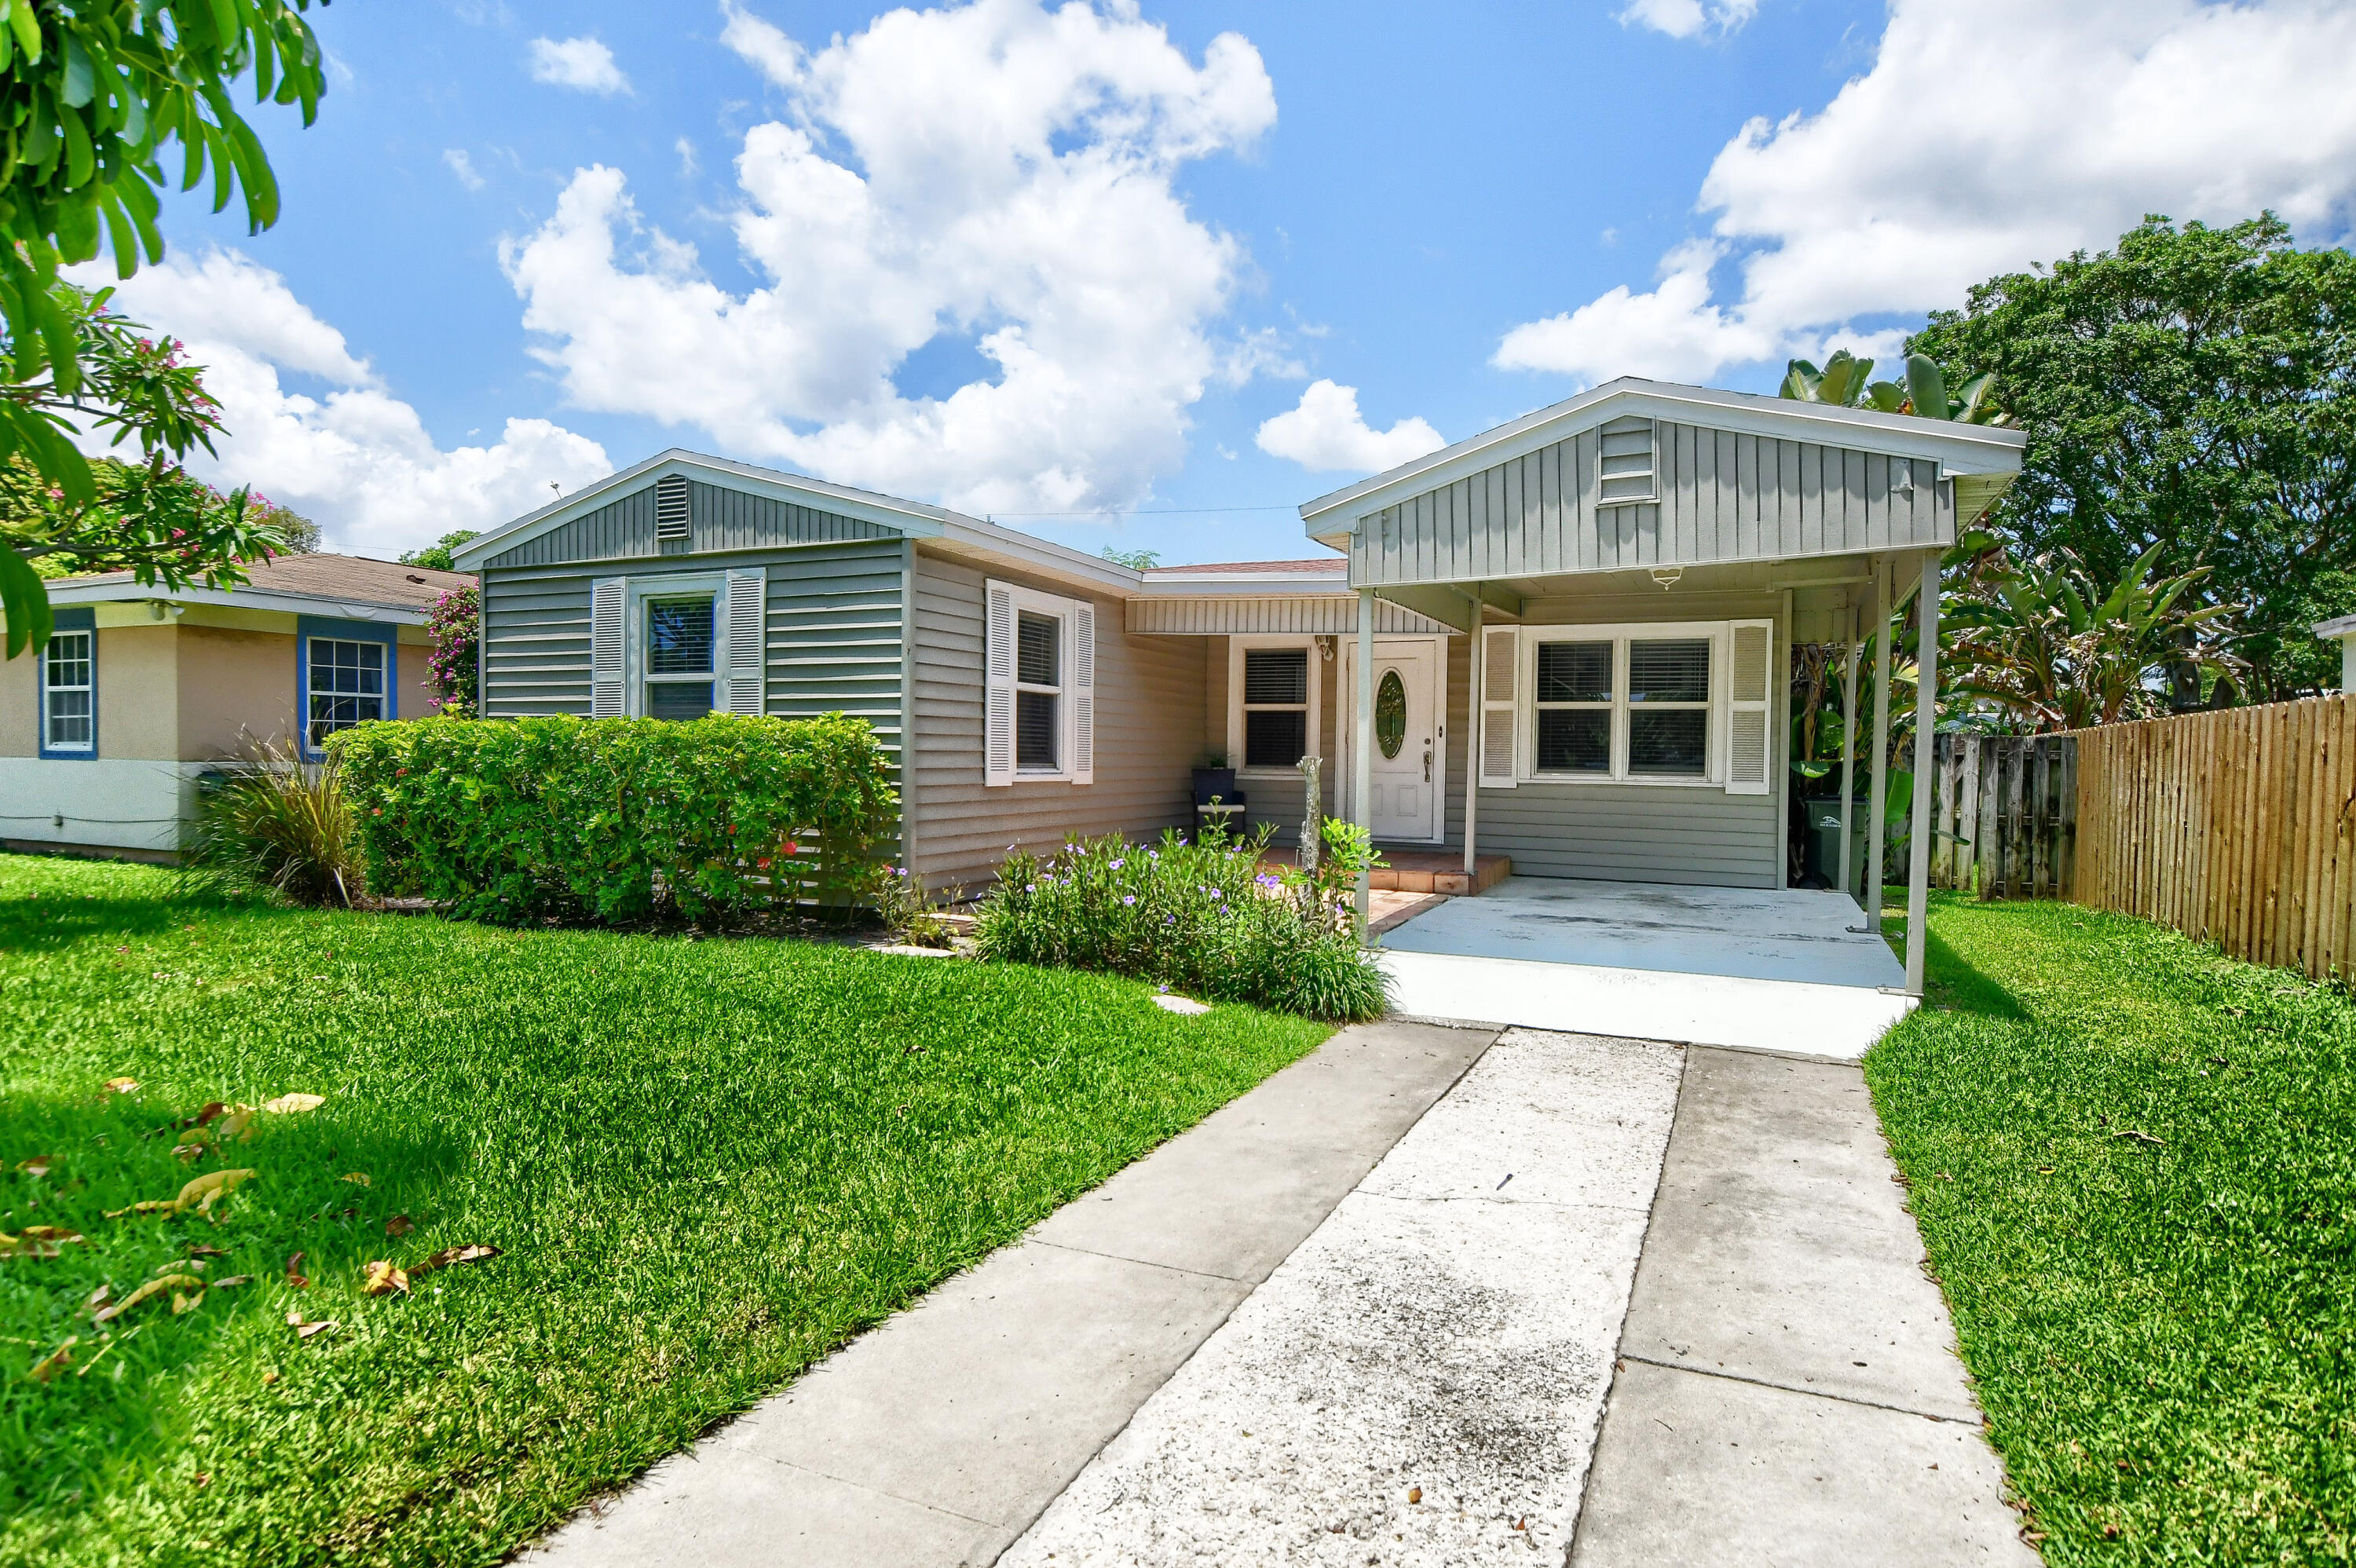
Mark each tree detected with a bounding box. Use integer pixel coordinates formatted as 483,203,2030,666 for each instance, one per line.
1908,214,2356,698
1780,348,2013,426
400,529,479,573
1100,544,1160,570
0,0,331,657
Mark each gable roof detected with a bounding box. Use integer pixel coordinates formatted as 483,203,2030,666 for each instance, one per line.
1297,376,2027,543
43,553,472,620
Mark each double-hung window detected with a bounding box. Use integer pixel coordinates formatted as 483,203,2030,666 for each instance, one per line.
1532,641,1611,773
1238,645,1312,768
984,579,1095,787
1625,638,1712,777
1524,627,1718,784
307,638,385,749
42,627,95,754
1015,609,1062,771
644,594,717,720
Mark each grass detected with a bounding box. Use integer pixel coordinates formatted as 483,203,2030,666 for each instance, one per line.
1869,893,2356,1565
0,853,1330,1567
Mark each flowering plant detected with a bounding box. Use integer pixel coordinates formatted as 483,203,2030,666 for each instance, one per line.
423,583,481,716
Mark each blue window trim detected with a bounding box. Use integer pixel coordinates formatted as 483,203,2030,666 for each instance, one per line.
35,606,97,761
297,614,398,760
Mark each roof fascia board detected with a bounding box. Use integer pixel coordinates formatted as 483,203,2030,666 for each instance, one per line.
38,580,432,622
1298,378,2029,537
925,518,1144,596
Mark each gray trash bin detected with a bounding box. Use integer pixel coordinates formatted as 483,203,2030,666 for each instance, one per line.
1803,799,1862,886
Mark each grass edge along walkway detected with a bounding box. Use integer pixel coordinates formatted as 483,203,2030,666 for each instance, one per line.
0,853,1331,1567
1867,892,2356,1566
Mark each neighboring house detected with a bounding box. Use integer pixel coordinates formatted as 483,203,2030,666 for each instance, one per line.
2317,613,2356,690
2,554,470,860
455,375,2023,909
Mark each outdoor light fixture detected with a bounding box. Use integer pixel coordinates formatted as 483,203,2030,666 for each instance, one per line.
1650,566,1684,590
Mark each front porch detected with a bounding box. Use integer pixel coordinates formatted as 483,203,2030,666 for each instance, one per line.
1372,876,1914,1059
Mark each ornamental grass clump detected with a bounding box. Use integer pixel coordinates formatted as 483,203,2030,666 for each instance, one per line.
186,734,367,907
974,823,1389,1022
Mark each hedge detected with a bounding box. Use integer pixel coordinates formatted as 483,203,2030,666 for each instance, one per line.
330,715,896,925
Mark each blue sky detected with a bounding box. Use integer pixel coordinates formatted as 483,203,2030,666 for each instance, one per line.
118,0,2356,564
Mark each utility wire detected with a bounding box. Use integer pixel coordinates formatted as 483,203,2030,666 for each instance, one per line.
984,503,1299,518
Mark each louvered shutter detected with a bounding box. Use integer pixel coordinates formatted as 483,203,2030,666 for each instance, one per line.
1725,619,1773,795
654,474,690,541
1479,627,1518,788
984,580,1015,787
723,568,766,715
1069,600,1095,785
591,577,625,718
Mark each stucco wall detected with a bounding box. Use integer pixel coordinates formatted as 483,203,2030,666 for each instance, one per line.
97,624,179,761
178,625,299,757
1,647,34,758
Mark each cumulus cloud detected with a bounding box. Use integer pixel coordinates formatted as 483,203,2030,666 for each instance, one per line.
501,0,1277,517
82,250,610,556
528,35,629,95
1617,0,1760,41
1501,0,2356,386
1255,380,1443,475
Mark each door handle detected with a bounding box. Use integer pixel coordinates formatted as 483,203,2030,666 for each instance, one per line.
1422,746,1432,783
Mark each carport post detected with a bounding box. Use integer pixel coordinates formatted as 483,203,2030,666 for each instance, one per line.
1354,587,1375,941
1837,606,1858,899
1865,562,1892,934
1904,552,1942,997
1463,587,1483,878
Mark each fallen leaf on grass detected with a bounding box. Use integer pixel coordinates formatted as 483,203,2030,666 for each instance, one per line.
285,1252,309,1289
385,1215,414,1238
93,1274,207,1325
27,1337,76,1382
175,1168,256,1215
262,1093,325,1115
103,1200,176,1219
15,1156,51,1177
361,1260,410,1296
340,1173,370,1187
411,1243,501,1280
170,1287,204,1315
82,1283,111,1314
213,1275,252,1288
103,1078,138,1095
214,1108,256,1143
2111,1129,2166,1147
171,1142,207,1164
284,1310,336,1341
186,1244,227,1260
0,1227,84,1259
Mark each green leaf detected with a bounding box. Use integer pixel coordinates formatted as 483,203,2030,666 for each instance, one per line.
1904,355,1949,422
60,34,94,108
0,544,55,660
6,0,42,64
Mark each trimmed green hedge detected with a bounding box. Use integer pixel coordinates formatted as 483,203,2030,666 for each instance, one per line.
331,715,895,925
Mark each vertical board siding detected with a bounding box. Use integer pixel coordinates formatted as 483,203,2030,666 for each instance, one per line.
1351,421,1952,586
487,479,898,568
1930,733,2078,900
909,551,1207,890
1123,598,1445,635
2071,696,2356,984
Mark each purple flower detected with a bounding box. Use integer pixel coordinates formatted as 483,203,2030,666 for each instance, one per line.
1209,888,1224,901
1026,883,1038,893
1121,894,1136,905
1110,858,1125,869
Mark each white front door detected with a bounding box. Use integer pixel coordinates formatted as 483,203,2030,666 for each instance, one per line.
1345,638,1443,842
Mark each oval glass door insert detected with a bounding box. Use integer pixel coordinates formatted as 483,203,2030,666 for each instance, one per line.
1376,670,1407,758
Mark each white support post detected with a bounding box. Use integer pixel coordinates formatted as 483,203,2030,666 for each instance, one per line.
1905,552,1942,997
1354,587,1375,941
1463,588,1482,878
1837,603,1858,905
1866,562,1893,939
1776,588,1793,886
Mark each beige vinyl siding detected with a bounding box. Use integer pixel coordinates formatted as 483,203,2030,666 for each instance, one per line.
910,549,1205,888
1349,421,1948,587
1128,595,1447,635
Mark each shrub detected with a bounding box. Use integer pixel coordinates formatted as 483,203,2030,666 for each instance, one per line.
974,824,1390,1022
423,583,479,717
187,734,366,906
330,714,896,926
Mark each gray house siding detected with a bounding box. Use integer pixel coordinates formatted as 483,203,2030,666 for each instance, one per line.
1349,419,1951,587
909,549,1206,890
485,479,898,568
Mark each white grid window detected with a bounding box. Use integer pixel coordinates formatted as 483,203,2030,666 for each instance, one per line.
308,638,385,749
42,629,93,752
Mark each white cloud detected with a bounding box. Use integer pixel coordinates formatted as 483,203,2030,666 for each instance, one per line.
675,136,698,178
1255,380,1443,476
502,0,1277,517
528,35,629,95
81,250,610,557
444,148,485,191
1618,0,1760,41
1501,0,2356,386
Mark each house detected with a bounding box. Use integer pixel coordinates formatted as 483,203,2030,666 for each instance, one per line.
2,553,472,860
454,375,2023,989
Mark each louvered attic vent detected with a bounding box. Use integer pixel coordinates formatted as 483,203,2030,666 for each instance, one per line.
654,474,691,540
1597,416,1656,506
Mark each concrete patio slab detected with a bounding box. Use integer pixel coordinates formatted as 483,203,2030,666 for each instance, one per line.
521,1018,1495,1568
1000,1030,1683,1567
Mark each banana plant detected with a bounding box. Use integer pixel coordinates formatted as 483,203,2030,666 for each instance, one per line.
1780,349,2014,427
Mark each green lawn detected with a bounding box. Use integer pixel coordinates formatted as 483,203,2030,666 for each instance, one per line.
0,853,1330,1567
1870,893,2356,1565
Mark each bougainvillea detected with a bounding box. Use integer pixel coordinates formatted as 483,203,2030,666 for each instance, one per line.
423,583,480,718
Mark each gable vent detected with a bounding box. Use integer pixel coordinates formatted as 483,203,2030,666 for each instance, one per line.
1597,416,1656,506
654,474,691,541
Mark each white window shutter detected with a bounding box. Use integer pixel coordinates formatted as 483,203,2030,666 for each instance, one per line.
723,568,766,715
591,577,625,718
1725,619,1773,795
1070,599,1096,785
984,579,1015,787
1479,626,1518,788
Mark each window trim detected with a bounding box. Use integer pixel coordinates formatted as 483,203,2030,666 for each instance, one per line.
624,572,726,721
986,579,1093,786
1516,621,1726,788
1227,634,1322,778
35,607,97,759
296,615,398,760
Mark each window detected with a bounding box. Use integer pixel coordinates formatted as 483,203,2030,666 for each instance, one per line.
645,594,716,720
42,628,94,753
1626,638,1711,777
1532,641,1610,773
307,638,385,748
1015,609,1061,770
1524,627,1721,784
1242,647,1310,767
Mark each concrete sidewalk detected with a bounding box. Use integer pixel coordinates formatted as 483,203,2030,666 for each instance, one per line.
1570,1047,2038,1566
521,1020,1496,1568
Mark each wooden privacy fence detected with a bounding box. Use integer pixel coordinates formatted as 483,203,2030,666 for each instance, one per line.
2073,694,2356,984
1930,733,2079,900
